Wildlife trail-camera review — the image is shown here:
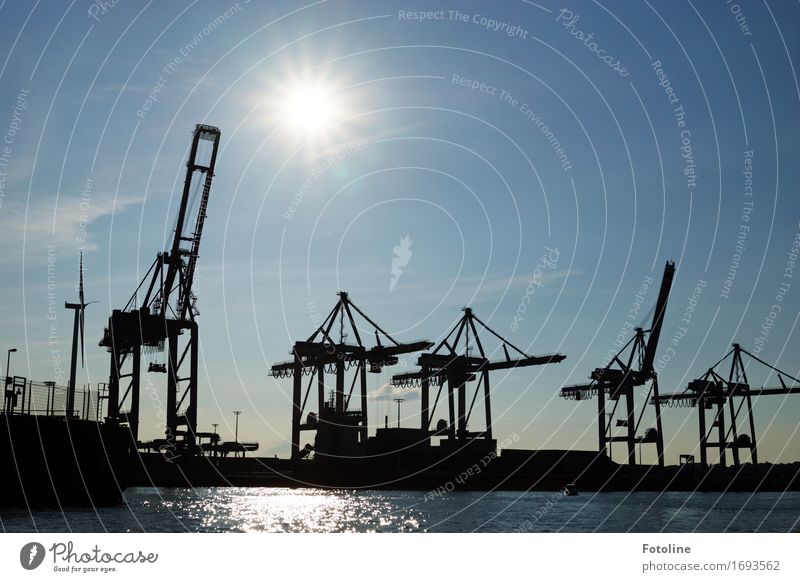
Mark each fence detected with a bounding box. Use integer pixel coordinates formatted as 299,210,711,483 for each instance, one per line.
3,376,107,421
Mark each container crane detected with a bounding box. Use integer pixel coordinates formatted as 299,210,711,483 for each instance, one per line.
100,124,220,453
392,307,565,450
656,343,800,467
270,291,432,461
560,260,675,466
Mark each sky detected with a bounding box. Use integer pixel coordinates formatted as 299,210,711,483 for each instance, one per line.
0,0,798,464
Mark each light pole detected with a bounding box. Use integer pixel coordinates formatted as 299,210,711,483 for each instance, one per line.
4,348,17,413
393,398,405,428
233,410,242,458
5,348,17,385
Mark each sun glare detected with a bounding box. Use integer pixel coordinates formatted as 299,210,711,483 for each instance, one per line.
281,82,339,135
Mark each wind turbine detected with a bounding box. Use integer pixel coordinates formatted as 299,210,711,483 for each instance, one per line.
66,252,97,418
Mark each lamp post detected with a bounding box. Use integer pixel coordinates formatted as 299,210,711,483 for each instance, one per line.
5,348,16,385
4,348,17,413
233,410,242,458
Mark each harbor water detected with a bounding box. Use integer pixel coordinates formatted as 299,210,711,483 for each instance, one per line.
2,488,799,533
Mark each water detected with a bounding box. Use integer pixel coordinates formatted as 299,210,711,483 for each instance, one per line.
2,488,799,532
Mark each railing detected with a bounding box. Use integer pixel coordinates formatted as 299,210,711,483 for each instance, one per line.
3,376,107,421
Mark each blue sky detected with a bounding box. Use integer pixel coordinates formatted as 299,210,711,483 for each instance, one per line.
0,0,798,464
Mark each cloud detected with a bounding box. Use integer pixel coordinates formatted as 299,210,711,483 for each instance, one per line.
0,191,142,267
368,381,420,402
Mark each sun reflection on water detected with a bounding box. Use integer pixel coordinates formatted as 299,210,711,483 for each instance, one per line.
145,488,424,533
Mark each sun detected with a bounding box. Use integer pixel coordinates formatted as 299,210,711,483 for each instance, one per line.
281,82,340,135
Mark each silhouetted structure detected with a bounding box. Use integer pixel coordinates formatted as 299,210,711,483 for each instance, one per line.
5,115,800,498
657,343,800,467
270,291,432,460
65,252,96,418
392,307,565,453
559,261,675,466
1,257,126,506
100,124,220,453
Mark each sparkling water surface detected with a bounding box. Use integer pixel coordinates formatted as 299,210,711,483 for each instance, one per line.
2,488,798,533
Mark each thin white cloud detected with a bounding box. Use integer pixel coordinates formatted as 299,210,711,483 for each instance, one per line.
369,381,420,402
0,192,142,266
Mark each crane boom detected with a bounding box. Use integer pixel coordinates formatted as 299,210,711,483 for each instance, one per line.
162,124,220,320
642,260,675,377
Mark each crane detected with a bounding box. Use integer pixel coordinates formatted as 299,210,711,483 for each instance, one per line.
392,307,565,448
100,124,220,454
560,260,675,466
270,291,432,461
656,343,800,467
